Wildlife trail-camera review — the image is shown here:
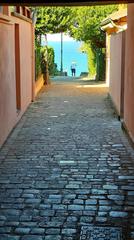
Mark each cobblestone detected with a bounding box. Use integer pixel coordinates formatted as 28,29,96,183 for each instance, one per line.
0,235,20,240
0,80,134,239
62,228,77,235
45,235,61,240
109,211,128,218
80,226,123,240
21,236,43,240
80,216,94,223
15,228,31,234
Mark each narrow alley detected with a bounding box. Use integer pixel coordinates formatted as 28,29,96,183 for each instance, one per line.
0,80,134,240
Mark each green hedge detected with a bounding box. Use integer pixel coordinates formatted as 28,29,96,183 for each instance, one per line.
40,46,58,76
80,43,106,81
35,44,58,81
35,46,42,80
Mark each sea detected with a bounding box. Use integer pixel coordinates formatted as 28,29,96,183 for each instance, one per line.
42,33,88,77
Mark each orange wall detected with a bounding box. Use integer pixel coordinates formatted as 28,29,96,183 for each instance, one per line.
109,32,123,115
35,75,44,97
124,4,134,141
0,15,33,147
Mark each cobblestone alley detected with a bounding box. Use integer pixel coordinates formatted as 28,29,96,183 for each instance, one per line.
0,79,134,240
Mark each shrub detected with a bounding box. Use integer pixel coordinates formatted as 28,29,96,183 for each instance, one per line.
35,46,42,80
40,46,58,76
35,43,58,81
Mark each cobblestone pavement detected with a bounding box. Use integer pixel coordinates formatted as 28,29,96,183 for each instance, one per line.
0,80,134,240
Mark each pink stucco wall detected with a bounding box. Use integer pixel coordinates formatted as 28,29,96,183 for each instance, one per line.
0,14,33,147
13,16,33,111
0,22,16,146
109,32,123,115
124,4,134,141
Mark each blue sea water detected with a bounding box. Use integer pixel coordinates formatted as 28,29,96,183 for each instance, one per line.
47,40,88,77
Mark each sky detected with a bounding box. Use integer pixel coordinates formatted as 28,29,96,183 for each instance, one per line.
42,33,75,43
41,33,88,76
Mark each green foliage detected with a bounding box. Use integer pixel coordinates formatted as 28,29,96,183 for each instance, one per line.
35,41,58,79
34,5,119,81
41,46,58,75
33,7,74,78
35,45,42,80
35,7,73,35
80,43,96,79
70,6,118,48
96,48,106,81
69,5,118,80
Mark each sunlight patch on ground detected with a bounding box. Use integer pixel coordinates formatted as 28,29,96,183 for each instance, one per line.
60,113,66,116
76,83,108,88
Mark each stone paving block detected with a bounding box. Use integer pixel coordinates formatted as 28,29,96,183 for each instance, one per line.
96,216,107,222
80,216,94,223
49,195,62,199
30,228,45,235
68,205,84,211
53,204,67,210
0,81,134,239
82,211,96,216
15,228,31,234
21,235,43,240
0,235,20,240
40,210,55,217
45,236,61,240
85,199,97,205
73,199,84,204
80,226,123,240
109,211,128,218
85,206,97,211
45,228,60,234
62,228,76,235
103,185,118,190
108,195,125,201
99,205,111,211
19,222,37,228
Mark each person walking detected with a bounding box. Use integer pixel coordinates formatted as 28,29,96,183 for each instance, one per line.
71,62,76,77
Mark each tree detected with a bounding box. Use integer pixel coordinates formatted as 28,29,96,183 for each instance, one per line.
69,6,118,80
41,46,58,76
33,6,120,80
34,7,73,76
35,7,73,36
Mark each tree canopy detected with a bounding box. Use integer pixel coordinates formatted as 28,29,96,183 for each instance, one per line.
35,7,73,35
68,5,119,80
34,5,118,49
33,5,121,80
69,6,118,49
